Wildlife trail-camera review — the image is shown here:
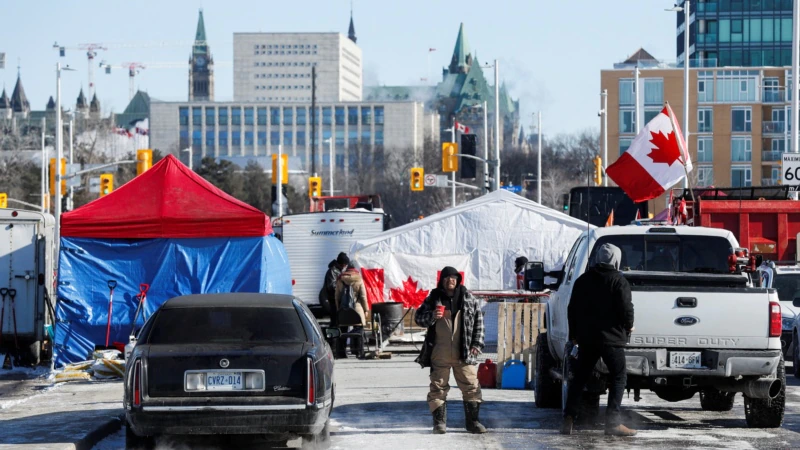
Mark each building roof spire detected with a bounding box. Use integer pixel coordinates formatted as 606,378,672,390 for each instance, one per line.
10,72,30,113
348,3,357,44
449,23,472,74
0,88,9,109
193,9,208,55
77,87,88,109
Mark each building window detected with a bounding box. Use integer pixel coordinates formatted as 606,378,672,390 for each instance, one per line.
231,108,241,126
349,129,358,145
297,107,306,125
731,137,752,162
619,138,632,156
297,131,306,146
205,107,215,126
257,107,267,125
336,130,345,147
716,70,758,102
323,107,332,125
361,107,372,125
643,109,659,125
244,131,254,146
698,75,713,102
732,108,752,132
697,109,713,133
335,107,345,125
179,107,189,126
375,129,384,145
218,108,228,126
283,107,293,126
205,131,215,148
218,130,228,146
619,79,634,106
271,108,280,126
192,107,202,126
619,110,636,134
348,107,358,125
772,138,786,152
697,166,713,187
270,131,280,146
257,131,267,146
232,131,241,146
244,108,254,125
697,137,713,162
731,166,752,187
643,79,663,106
192,130,201,148
361,129,371,144
283,131,293,146
375,106,385,125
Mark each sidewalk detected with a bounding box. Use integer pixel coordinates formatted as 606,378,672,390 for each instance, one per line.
0,378,123,450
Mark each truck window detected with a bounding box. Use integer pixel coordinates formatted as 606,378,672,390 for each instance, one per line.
589,235,731,273
565,237,587,284
773,274,800,301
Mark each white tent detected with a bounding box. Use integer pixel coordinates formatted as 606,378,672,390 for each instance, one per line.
351,190,594,304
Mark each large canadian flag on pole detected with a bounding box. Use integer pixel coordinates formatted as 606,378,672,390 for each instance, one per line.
606,104,692,203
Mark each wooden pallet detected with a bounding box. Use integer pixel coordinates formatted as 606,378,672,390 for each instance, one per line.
495,302,545,386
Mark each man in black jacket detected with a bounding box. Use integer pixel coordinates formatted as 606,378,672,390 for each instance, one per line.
562,243,636,437
321,252,349,358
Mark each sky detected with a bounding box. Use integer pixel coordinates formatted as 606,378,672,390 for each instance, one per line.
0,0,678,136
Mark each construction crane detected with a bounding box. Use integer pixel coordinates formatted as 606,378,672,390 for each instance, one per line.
99,60,231,101
53,42,107,98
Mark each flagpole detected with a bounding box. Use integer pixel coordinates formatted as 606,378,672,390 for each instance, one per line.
666,101,695,204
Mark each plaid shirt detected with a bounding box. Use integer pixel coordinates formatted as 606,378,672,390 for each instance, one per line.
415,289,485,366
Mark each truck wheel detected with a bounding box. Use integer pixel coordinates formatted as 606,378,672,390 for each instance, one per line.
534,332,561,409
699,389,735,411
793,332,800,379
744,354,785,428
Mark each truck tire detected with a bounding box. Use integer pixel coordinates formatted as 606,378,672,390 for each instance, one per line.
699,389,735,411
793,332,800,379
744,354,785,428
534,332,561,409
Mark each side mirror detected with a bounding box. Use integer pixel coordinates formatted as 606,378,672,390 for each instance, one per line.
523,262,545,291
324,327,342,339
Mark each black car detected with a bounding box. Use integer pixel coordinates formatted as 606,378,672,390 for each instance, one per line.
123,293,338,447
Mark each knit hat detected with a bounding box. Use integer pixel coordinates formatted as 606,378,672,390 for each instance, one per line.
337,252,350,265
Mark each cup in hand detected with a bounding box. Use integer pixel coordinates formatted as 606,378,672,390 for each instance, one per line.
435,305,445,319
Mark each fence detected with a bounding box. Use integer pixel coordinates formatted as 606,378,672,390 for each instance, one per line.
494,301,546,386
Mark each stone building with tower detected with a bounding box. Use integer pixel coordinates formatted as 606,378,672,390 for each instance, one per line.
188,9,214,102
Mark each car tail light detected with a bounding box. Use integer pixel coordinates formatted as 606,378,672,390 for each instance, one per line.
306,357,315,406
770,302,782,338
132,359,142,407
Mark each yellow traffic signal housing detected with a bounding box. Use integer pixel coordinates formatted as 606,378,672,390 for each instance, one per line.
272,154,289,185
99,174,114,197
308,176,322,198
0,193,7,209
137,149,153,176
593,155,603,186
49,158,67,196
410,167,424,191
442,142,458,173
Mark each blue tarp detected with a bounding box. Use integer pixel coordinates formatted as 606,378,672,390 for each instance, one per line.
54,235,291,367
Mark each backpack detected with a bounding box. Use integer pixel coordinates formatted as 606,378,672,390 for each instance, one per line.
339,284,356,311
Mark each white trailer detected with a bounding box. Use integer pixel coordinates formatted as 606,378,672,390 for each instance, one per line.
0,209,55,364
281,211,386,310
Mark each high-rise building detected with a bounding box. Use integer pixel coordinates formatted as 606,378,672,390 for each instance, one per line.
233,31,362,103
678,0,793,67
188,9,215,102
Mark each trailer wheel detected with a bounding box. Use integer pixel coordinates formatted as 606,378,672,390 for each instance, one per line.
534,332,561,408
744,354,785,428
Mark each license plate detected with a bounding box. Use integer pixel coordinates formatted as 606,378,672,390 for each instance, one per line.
669,352,702,369
205,372,243,390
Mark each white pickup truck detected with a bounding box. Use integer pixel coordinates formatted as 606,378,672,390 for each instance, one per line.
534,225,785,428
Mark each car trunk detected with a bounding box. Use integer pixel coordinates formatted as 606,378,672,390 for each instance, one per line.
146,342,309,398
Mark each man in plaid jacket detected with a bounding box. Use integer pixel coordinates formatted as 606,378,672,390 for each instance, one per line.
415,266,486,435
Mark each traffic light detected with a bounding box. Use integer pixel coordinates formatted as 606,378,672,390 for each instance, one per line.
410,167,424,192
308,176,322,198
136,149,153,176
99,174,114,197
442,142,458,172
272,154,289,185
460,134,477,179
593,155,603,186
562,193,570,212
49,158,66,196
0,193,6,209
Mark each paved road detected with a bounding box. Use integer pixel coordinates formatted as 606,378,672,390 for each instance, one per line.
96,355,800,449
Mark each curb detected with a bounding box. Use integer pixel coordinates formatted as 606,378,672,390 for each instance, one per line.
75,413,124,450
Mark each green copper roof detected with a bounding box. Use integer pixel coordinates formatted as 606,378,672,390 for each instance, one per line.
195,9,206,42
449,23,470,74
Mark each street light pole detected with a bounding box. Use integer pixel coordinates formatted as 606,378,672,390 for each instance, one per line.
55,63,63,258
325,138,334,196
277,144,283,216
683,0,691,189
494,60,500,191
182,147,193,171
451,118,456,208
68,117,74,211
793,0,799,167
537,111,542,204
40,117,46,213
483,101,489,194
602,89,608,186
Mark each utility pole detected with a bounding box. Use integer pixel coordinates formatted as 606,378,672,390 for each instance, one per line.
793,0,799,176
494,60,500,191
634,65,641,133
55,63,63,257
683,0,691,189
483,101,489,194
602,89,608,186
277,144,283,217
40,117,46,213
451,117,456,208
537,111,542,204
68,118,74,211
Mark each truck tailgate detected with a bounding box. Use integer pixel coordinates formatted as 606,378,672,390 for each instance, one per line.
629,286,774,350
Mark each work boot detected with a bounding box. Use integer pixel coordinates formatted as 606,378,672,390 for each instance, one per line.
464,401,487,434
605,423,637,436
432,403,447,434
560,415,574,435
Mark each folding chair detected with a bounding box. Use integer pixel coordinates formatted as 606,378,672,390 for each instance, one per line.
337,308,367,359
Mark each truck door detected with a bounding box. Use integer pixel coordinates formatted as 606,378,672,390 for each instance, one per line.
549,235,588,356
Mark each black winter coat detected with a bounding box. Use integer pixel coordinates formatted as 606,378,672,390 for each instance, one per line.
568,266,634,347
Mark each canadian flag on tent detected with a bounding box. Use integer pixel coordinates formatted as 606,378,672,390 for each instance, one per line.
606,104,692,203
455,121,470,134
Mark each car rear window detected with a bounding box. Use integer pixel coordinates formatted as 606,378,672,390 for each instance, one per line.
773,274,800,301
589,235,732,273
146,307,307,345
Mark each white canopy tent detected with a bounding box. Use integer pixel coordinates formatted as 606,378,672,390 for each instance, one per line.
351,190,594,305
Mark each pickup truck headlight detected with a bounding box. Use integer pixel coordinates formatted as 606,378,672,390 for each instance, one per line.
782,317,794,331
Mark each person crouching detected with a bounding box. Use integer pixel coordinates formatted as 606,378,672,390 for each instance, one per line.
414,267,486,434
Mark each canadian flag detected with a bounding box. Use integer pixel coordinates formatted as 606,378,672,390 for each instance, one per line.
606,104,692,203
455,121,470,134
